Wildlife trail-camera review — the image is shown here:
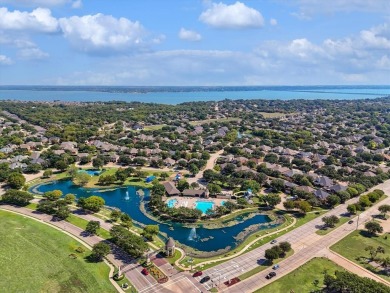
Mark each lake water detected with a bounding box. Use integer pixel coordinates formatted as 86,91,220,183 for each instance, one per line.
1,86,389,104
33,180,276,252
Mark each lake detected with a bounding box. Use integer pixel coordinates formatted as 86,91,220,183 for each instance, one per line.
33,180,277,252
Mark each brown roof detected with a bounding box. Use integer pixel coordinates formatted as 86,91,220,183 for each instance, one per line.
163,182,180,196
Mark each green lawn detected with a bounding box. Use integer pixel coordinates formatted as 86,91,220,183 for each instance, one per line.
331,229,390,281
0,210,116,293
256,258,345,293
66,214,111,239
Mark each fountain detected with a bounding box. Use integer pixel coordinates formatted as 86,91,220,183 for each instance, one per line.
124,191,130,201
188,227,197,241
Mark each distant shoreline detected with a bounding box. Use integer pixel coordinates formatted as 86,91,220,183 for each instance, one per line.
0,85,389,104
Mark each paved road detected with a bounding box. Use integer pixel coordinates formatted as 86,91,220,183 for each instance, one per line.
217,182,390,292
188,149,224,187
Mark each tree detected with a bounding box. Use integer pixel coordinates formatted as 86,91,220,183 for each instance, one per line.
327,194,340,208
86,220,100,235
151,183,165,196
142,225,159,241
1,189,33,206
42,170,52,179
365,221,383,235
110,209,122,222
380,257,390,276
92,157,104,169
283,200,295,210
55,205,70,220
207,183,221,195
295,200,311,214
177,179,189,192
67,165,79,178
44,190,63,201
241,180,261,193
110,225,148,258
279,241,292,253
262,193,281,208
64,193,76,204
91,242,110,261
359,195,371,208
188,164,199,176
347,204,357,215
264,248,279,263
120,213,132,229
80,196,105,212
378,204,390,219
337,191,350,203
7,173,26,189
74,172,91,186
270,179,284,192
322,215,340,228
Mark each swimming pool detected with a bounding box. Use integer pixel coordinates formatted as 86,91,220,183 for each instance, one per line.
167,199,178,208
195,201,214,214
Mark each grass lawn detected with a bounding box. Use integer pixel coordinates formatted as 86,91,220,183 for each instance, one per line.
258,112,288,118
0,210,116,293
66,214,111,239
331,229,390,281
189,117,241,126
256,258,345,293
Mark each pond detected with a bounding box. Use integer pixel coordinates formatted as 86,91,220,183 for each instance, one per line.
33,180,280,252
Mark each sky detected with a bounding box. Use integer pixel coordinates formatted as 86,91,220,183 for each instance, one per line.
0,0,389,86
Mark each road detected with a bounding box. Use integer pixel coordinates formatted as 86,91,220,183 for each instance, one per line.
214,181,390,292
187,149,224,187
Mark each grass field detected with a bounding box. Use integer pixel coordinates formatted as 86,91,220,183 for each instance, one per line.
0,210,116,293
256,258,345,293
189,117,241,125
331,229,390,281
258,112,288,118
316,215,351,236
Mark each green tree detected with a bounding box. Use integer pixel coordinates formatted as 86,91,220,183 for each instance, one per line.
322,215,340,228
347,204,357,215
110,209,122,222
55,205,70,220
142,225,159,241
86,220,100,235
207,183,222,195
91,242,110,261
241,179,261,193
295,200,311,214
74,172,91,186
365,221,383,236
64,193,76,204
327,194,340,208
81,196,105,213
270,179,284,192
279,241,292,253
1,189,33,206
44,190,63,201
262,193,281,208
67,165,79,178
189,164,199,176
151,183,166,196
110,225,148,258
177,179,189,192
92,157,104,169
7,173,26,189
378,204,390,219
264,248,279,263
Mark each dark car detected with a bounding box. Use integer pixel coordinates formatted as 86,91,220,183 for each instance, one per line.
348,220,354,224
141,268,149,275
193,271,203,277
270,239,277,244
200,276,211,283
266,272,276,279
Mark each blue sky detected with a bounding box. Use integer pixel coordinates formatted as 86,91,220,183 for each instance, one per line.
0,0,389,85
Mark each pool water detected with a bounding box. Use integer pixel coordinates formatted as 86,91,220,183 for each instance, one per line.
195,201,214,214
167,199,177,208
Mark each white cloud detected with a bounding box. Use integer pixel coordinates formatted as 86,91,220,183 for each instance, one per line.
17,47,49,60
71,0,82,9
58,14,145,53
0,54,12,65
178,28,202,41
0,7,59,33
199,1,264,29
270,18,277,26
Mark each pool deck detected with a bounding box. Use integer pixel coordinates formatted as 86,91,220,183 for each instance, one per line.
165,196,225,209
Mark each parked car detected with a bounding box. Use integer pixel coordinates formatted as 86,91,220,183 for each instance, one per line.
141,268,149,275
200,276,211,283
193,271,203,277
270,239,277,244
272,264,280,270
266,272,277,279
348,220,354,224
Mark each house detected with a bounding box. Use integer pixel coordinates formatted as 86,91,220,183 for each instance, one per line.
314,189,330,200
330,184,347,193
314,176,333,188
296,185,315,194
163,182,180,196
164,158,176,167
182,189,210,198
